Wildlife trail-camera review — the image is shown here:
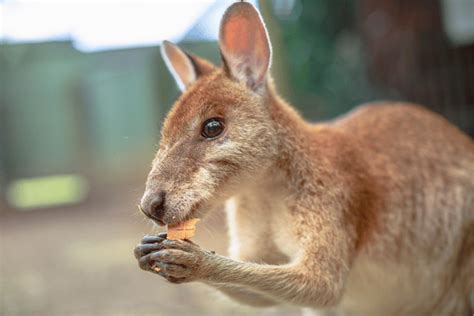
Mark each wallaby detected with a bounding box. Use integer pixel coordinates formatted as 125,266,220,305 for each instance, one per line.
134,2,474,315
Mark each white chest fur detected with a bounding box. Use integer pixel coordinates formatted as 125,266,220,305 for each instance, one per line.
225,194,301,262
270,201,301,259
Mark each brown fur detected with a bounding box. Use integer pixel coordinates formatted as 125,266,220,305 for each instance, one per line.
136,2,474,315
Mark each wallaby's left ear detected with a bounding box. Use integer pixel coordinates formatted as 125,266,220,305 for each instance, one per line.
219,2,272,92
161,41,216,91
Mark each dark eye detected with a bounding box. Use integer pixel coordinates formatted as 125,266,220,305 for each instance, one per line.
201,118,225,139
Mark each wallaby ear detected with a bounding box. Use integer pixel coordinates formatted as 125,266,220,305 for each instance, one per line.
161,41,215,91
219,2,272,91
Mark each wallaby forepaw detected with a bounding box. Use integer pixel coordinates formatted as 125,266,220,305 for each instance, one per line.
137,239,215,283
134,234,168,273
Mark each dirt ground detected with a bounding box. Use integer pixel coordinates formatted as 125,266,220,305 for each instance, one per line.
0,189,302,316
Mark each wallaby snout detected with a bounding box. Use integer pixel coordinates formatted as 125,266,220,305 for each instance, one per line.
140,190,166,225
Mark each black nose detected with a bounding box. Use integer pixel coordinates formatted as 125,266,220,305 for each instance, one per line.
143,190,166,222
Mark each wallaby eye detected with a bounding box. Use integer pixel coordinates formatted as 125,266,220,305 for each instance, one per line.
201,118,225,139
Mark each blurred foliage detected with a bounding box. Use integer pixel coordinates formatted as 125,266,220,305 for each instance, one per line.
270,0,381,120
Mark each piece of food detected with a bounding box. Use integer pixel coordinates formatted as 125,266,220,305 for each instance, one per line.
167,218,200,240
152,218,200,273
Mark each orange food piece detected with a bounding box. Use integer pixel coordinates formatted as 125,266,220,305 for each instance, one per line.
167,218,200,240
152,219,199,273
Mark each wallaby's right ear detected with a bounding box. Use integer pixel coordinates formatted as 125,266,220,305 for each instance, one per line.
161,41,215,91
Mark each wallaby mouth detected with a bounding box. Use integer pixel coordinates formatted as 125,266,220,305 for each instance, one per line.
178,202,202,225
137,204,166,226
138,200,203,227
154,218,166,226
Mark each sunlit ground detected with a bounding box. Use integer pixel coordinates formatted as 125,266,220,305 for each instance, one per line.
0,186,300,316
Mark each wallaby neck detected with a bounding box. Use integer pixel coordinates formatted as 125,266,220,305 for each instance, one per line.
264,80,312,174
265,79,308,135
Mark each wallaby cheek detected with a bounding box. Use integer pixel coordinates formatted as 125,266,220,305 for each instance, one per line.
167,166,212,201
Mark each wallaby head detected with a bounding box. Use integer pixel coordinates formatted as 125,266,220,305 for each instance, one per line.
140,2,278,225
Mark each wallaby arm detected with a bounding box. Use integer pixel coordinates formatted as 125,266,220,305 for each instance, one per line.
204,282,278,307
145,203,353,308
134,234,278,306
200,253,346,307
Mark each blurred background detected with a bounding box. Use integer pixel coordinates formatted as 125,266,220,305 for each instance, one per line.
1,0,473,315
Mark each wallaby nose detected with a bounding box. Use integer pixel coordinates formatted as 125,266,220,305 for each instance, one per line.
141,190,167,223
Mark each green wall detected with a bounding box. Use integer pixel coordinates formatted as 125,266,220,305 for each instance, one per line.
0,41,220,188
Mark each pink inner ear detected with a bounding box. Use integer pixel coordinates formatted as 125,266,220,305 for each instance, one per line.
220,3,271,88
164,44,196,88
223,16,255,56
222,14,268,64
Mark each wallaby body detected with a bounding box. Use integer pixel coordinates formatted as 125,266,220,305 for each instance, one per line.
135,2,474,315
226,97,474,315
